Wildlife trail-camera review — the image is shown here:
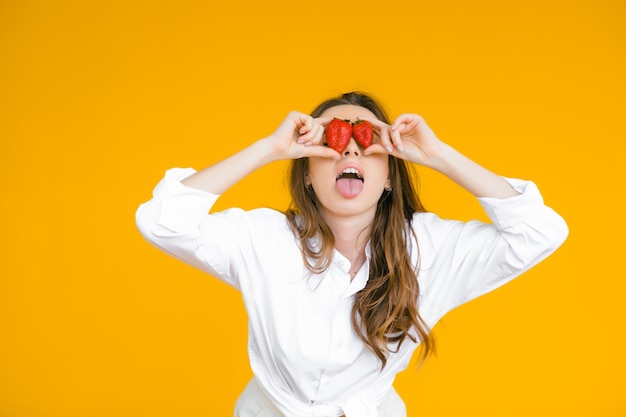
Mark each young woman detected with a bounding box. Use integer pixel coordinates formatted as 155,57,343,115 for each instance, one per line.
136,92,568,417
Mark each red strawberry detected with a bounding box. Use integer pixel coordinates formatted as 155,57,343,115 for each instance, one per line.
325,118,352,153
352,119,373,148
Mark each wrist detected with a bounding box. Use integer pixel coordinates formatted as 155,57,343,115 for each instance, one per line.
255,136,283,165
422,142,456,173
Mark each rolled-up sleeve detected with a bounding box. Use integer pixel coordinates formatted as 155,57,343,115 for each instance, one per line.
417,177,569,317
135,168,239,287
138,168,218,233
136,168,289,291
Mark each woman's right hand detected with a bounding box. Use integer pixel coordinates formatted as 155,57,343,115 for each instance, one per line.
181,112,339,194
265,111,340,161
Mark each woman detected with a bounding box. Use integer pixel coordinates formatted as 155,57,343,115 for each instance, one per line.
136,92,568,416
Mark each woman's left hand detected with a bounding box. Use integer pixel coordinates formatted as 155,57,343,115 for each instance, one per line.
364,114,446,170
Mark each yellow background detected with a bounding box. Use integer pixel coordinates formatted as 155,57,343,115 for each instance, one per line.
1,0,624,416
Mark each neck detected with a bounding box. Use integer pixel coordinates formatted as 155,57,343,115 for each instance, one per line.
322,212,372,264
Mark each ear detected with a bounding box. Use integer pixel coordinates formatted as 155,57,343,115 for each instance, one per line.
305,175,311,186
384,178,392,191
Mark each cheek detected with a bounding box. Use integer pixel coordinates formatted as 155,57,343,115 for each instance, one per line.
308,159,334,184
309,174,333,195
372,157,390,182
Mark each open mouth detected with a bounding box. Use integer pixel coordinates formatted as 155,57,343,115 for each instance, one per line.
335,167,364,198
335,167,364,182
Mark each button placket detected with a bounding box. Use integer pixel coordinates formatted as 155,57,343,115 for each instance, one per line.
330,297,353,354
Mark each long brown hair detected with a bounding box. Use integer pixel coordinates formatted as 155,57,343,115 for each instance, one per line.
285,92,435,368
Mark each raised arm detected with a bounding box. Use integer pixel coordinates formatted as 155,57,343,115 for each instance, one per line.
363,114,568,314
135,112,338,288
181,111,338,194
365,114,519,199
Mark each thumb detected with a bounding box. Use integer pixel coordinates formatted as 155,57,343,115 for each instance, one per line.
304,145,340,160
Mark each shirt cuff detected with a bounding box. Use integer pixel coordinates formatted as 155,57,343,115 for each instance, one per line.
477,177,544,230
153,168,220,232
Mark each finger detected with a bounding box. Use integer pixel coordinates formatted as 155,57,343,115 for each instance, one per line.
379,126,395,153
299,122,324,146
363,143,388,156
296,119,319,144
295,115,315,141
302,117,333,146
360,116,388,131
389,126,405,153
310,122,326,145
313,116,335,127
363,143,407,160
304,145,340,159
391,113,421,131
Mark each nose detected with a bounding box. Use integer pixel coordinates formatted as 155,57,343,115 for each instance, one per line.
343,138,361,157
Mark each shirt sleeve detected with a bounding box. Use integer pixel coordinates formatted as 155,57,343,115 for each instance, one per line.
135,168,283,290
415,177,569,318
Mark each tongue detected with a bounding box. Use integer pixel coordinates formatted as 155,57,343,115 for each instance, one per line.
336,178,364,198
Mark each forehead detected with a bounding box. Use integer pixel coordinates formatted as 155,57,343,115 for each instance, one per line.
319,104,378,122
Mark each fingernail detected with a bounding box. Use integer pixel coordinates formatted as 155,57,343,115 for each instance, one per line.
386,145,393,153
397,145,405,152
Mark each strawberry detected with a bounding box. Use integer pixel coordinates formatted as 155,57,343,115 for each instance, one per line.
325,118,352,153
352,119,373,148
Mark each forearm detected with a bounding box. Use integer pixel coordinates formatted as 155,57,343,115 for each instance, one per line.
432,143,520,199
181,138,277,194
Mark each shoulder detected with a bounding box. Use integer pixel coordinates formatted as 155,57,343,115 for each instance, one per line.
214,208,301,249
410,211,464,237
214,206,291,230
408,211,481,267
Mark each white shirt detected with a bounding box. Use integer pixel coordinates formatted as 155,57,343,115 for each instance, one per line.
135,168,568,417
